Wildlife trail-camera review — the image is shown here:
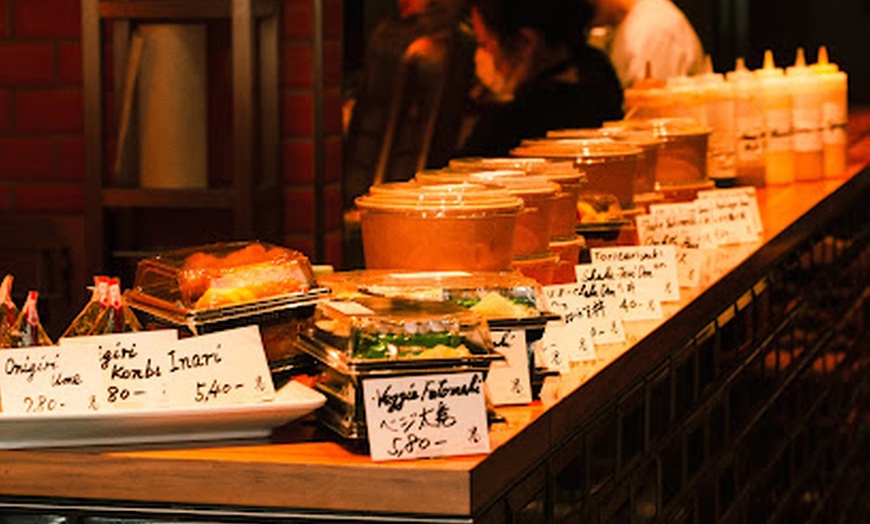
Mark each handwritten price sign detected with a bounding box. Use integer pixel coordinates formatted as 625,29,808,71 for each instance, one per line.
362,372,490,461
0,346,102,414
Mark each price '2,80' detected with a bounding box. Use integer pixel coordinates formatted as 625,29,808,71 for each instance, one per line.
22,395,62,413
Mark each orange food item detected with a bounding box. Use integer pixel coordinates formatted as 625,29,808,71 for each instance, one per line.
178,243,315,309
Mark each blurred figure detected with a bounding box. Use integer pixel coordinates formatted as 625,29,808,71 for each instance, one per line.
341,0,475,268
589,0,705,88
456,0,624,157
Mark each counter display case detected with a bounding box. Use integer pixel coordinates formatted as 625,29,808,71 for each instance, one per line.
0,166,867,522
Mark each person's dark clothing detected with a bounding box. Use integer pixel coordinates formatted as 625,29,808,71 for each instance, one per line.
457,44,624,157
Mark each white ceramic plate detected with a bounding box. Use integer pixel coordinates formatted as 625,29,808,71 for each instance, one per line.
0,381,325,449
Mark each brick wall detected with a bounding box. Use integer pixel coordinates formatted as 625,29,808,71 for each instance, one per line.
0,0,85,213
0,0,344,266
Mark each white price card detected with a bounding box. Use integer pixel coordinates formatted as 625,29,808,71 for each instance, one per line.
486,329,532,406
166,325,275,407
697,186,763,237
588,245,681,302
543,283,625,344
540,318,596,365
60,329,179,411
362,372,490,461
0,345,103,415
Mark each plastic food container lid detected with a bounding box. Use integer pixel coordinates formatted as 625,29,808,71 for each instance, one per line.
356,182,524,214
512,140,643,162
604,117,712,138
319,269,547,320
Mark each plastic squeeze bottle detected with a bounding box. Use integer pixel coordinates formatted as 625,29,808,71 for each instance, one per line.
786,48,824,181
811,46,849,178
755,50,795,185
695,55,737,187
727,58,766,187
623,61,672,119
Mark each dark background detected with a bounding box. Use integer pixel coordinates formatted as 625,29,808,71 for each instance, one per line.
343,0,870,105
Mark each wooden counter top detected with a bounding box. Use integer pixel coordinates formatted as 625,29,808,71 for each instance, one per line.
0,147,868,519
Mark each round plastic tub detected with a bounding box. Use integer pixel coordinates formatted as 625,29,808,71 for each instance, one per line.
547,128,662,196
415,170,559,259
510,253,559,286
447,158,584,240
512,140,642,209
548,234,586,284
604,118,711,186
356,182,524,271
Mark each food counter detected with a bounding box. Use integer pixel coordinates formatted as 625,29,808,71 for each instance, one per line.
0,165,868,521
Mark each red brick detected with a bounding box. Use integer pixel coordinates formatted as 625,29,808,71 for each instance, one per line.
283,188,314,233
58,42,82,86
13,0,81,40
323,40,342,90
282,233,314,259
0,185,10,211
282,139,314,185
281,44,312,89
15,89,83,134
0,0,9,39
324,182,341,232
322,0,342,42
0,90,10,132
0,138,54,180
281,92,313,138
282,0,313,42
322,230,343,269
14,184,84,213
323,88,342,136
324,135,341,184
57,136,85,181
0,43,54,87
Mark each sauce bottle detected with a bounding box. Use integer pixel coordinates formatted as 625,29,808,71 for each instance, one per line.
755,50,795,185
727,58,766,186
695,55,737,187
811,46,849,178
786,48,824,181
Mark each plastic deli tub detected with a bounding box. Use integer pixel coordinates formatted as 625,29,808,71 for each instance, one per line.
355,182,524,271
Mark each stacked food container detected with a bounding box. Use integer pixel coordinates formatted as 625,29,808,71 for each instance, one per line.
310,269,558,438
123,241,329,365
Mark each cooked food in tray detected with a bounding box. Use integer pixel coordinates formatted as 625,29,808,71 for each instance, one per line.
311,295,495,363
128,241,319,312
318,270,548,322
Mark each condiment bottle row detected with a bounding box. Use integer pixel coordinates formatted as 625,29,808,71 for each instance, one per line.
624,46,849,187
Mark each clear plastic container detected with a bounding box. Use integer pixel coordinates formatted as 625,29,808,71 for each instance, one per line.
447,157,585,240
355,182,524,271
414,170,559,258
549,234,586,285
318,269,548,322
512,139,642,209
296,294,502,439
605,117,711,186
546,127,662,196
123,241,325,363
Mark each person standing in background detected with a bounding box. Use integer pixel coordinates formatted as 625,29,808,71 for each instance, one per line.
456,0,624,158
589,0,705,88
